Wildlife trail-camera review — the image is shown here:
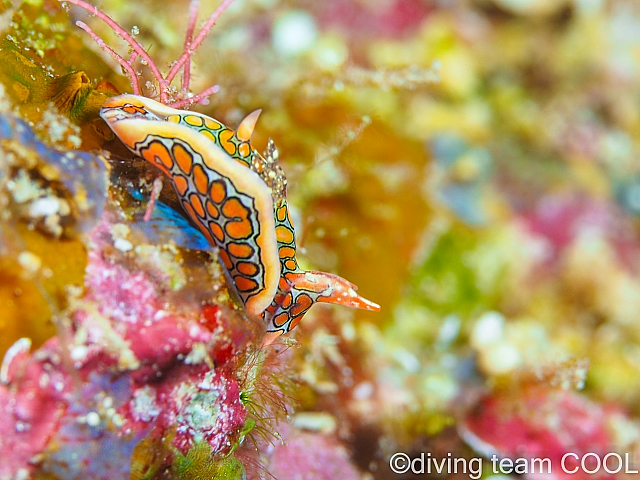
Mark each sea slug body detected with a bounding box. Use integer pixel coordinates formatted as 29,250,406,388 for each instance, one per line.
100,95,380,345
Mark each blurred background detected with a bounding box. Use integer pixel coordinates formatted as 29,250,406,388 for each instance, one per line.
194,0,640,476
4,0,640,478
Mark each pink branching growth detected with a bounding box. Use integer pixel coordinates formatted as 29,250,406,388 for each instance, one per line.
60,0,236,108
74,20,141,95
182,0,200,95
143,177,163,222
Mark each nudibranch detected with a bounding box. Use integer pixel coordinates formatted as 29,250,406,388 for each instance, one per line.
100,94,380,345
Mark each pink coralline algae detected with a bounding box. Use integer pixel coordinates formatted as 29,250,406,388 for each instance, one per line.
0,208,254,479
461,386,635,480
522,195,640,270
263,425,361,480
320,0,432,38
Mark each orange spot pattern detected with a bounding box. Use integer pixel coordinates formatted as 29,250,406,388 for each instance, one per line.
282,292,292,308
121,110,369,340
290,293,313,317
182,145,263,299
284,259,297,271
123,104,146,115
174,113,256,171
276,204,288,222
205,200,219,219
235,276,259,292
189,193,205,218
221,198,253,240
184,115,204,127
208,221,225,242
204,118,222,130
174,175,189,196
219,129,236,155
237,261,259,276
201,130,216,143
192,164,209,195
264,194,359,335
279,246,295,259
134,133,265,304
209,180,226,203
288,316,302,331
141,141,173,172
228,242,254,259
276,225,294,244
238,142,250,158
172,143,193,174
273,312,289,328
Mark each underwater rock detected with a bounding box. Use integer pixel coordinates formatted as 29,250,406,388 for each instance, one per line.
0,111,109,238
0,212,254,479
0,110,110,355
0,113,258,479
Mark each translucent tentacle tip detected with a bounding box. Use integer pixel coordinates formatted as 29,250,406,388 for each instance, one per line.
301,271,381,311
